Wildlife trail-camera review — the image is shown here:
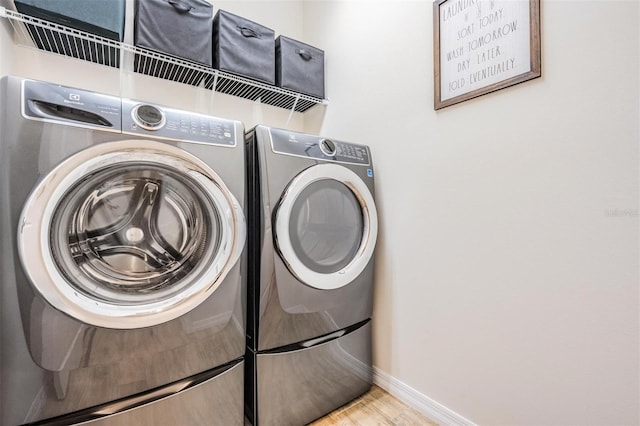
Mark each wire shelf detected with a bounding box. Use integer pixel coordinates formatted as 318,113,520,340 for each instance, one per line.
1,6,326,113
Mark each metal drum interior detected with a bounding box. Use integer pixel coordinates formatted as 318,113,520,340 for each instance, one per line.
49,163,221,306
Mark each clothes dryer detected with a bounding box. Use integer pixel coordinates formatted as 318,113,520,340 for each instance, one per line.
0,76,246,425
245,126,378,425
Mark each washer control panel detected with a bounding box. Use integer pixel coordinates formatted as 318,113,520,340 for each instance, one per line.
269,128,370,165
20,79,237,146
122,99,236,146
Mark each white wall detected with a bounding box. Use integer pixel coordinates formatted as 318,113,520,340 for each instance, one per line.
0,10,12,76
304,0,639,424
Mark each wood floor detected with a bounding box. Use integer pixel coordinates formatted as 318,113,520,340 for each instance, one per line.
309,385,439,426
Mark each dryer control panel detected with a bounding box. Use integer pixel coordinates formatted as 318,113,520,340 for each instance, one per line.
269,128,370,165
122,99,237,147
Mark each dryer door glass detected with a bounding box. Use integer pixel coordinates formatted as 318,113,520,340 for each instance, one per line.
288,179,363,274
274,163,377,290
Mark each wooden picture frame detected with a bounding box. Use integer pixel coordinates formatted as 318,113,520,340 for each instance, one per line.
433,0,541,110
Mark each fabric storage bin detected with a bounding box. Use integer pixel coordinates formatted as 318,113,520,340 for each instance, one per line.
14,0,125,41
134,0,214,66
14,0,125,67
276,36,325,99
213,10,275,85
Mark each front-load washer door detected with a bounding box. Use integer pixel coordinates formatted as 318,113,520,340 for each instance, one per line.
19,140,245,329
274,163,377,290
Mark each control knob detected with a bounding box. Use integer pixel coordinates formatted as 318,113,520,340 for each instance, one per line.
319,138,337,157
132,104,166,131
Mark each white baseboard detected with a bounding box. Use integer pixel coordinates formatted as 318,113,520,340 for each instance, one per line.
372,367,477,426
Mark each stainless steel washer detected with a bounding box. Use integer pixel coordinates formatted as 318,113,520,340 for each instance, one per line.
0,76,246,425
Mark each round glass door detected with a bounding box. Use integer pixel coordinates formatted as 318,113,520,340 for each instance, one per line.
274,164,377,290
289,180,363,274
50,164,219,305
19,141,245,329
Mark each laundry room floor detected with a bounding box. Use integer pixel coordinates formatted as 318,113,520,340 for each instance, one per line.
309,385,439,426
244,385,438,425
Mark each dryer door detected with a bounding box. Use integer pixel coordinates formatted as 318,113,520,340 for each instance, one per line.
19,140,245,329
274,163,377,290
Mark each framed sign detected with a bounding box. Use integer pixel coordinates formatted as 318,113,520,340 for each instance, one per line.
434,0,541,110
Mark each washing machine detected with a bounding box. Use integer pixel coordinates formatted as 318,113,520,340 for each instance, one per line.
245,125,378,425
0,76,247,425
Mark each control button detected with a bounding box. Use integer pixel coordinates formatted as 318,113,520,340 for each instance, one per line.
319,139,337,157
132,104,166,131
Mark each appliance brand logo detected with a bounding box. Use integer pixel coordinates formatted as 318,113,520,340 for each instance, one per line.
64,92,84,106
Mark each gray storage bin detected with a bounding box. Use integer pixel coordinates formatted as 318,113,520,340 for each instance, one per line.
14,0,125,41
134,0,214,66
213,10,275,85
14,0,125,67
276,36,325,99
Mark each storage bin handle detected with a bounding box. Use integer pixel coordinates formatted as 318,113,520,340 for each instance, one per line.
237,26,261,39
297,49,313,61
167,0,193,14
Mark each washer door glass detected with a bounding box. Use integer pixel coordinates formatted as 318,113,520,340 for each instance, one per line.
274,164,377,290
50,163,219,305
19,141,245,329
